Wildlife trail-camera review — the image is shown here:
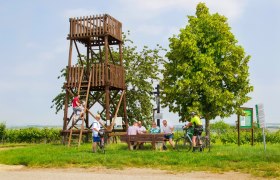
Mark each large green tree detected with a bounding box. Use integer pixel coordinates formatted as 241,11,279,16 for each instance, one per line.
161,3,253,135
52,32,165,125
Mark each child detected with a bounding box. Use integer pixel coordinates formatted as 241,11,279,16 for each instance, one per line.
75,100,85,120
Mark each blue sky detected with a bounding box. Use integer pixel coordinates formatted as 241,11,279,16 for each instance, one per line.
0,0,279,127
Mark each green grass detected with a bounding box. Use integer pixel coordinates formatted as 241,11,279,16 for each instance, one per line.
0,142,279,178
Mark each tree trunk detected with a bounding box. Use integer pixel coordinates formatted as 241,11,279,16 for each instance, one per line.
205,118,210,137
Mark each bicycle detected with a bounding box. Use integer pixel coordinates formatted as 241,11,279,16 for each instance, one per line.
175,127,193,152
96,129,107,154
175,127,210,152
196,132,210,152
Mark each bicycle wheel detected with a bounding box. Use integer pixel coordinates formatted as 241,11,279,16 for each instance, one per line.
100,145,105,154
175,137,192,152
200,136,210,152
100,139,105,154
96,141,105,154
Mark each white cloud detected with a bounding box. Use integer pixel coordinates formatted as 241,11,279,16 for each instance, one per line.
205,0,248,21
134,25,165,36
115,0,249,41
119,0,248,21
62,8,100,19
120,0,196,11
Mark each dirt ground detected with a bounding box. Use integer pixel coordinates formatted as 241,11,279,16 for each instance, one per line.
0,164,266,180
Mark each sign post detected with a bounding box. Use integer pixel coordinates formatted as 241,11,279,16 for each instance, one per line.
152,84,161,127
256,104,266,151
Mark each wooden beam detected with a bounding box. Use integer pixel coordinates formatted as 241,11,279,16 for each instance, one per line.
74,40,84,67
108,44,115,64
107,90,125,131
77,68,84,95
78,70,92,146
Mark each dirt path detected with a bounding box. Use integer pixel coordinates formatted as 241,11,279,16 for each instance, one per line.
0,164,264,180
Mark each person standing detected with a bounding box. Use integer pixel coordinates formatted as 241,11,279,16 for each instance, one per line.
92,114,105,153
161,119,175,150
184,112,203,151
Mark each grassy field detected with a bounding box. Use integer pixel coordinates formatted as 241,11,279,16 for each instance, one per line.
0,142,279,178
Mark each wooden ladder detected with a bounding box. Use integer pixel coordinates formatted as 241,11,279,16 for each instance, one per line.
68,68,92,147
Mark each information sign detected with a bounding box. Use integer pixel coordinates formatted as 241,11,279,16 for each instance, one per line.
256,104,265,128
240,108,253,129
154,113,163,119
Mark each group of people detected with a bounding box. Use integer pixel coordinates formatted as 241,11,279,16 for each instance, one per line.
72,95,203,153
127,119,176,150
127,112,203,151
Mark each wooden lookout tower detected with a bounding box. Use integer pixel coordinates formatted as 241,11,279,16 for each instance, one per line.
62,14,127,145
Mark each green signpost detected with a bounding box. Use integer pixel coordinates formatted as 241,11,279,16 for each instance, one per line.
240,108,253,129
237,107,254,146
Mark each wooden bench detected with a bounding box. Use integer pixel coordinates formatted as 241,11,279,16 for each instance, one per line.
119,134,165,150
107,132,127,143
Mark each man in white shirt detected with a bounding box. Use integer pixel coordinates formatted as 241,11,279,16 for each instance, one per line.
92,114,105,153
161,119,175,150
137,121,147,134
137,121,147,149
127,122,139,150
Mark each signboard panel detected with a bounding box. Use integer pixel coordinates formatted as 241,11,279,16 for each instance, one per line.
113,117,123,129
255,103,266,151
113,117,123,126
154,113,163,119
240,108,253,129
256,104,265,128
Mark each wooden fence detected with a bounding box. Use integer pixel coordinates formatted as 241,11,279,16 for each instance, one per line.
69,14,122,41
67,65,83,88
67,64,125,89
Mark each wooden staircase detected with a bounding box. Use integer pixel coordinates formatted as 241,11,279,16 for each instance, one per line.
68,68,92,147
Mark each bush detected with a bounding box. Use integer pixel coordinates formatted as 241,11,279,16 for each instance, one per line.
210,120,280,144
4,128,61,143
211,120,233,135
0,122,6,143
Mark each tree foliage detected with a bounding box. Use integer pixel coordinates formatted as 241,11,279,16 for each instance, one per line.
161,3,253,125
51,32,165,124
0,122,6,141
121,33,165,123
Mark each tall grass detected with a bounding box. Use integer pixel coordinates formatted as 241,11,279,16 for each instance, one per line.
0,142,279,178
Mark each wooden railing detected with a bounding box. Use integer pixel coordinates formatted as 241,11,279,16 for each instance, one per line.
108,64,125,89
68,14,122,41
67,64,125,89
91,63,105,87
67,65,84,88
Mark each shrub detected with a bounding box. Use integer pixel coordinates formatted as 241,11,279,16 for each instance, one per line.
4,128,61,143
0,122,6,143
210,120,280,144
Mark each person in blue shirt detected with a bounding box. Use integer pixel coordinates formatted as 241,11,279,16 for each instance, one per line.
150,122,160,134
